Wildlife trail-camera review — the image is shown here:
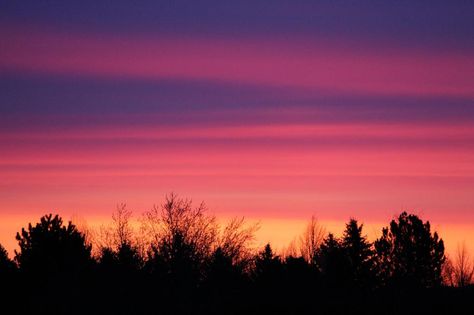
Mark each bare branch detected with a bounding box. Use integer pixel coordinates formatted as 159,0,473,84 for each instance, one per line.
299,216,325,263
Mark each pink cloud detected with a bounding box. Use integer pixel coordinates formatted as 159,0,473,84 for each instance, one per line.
2,121,474,141
1,25,473,97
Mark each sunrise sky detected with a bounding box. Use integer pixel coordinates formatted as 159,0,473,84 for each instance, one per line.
1,1,473,255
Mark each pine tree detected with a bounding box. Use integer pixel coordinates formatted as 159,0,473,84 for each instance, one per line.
342,219,375,288
374,212,445,288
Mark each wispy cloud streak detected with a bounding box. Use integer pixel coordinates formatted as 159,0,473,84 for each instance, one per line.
1,26,473,97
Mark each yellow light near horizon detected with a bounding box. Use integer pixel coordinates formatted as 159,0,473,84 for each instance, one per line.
1,213,473,260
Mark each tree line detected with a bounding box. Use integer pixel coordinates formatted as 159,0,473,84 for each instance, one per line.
0,194,472,315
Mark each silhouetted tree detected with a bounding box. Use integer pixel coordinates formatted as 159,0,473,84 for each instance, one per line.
143,194,218,281
281,255,317,312
342,219,375,288
0,244,16,273
3,200,473,314
299,216,325,265
316,233,350,288
254,243,282,285
217,217,258,271
15,214,93,276
98,246,118,269
247,244,284,313
207,246,239,284
374,212,445,288
204,217,257,289
138,195,216,315
12,215,94,314
205,246,245,299
452,242,474,287
115,242,142,273
0,243,17,315
102,204,142,272
442,256,456,287
0,243,16,277
282,238,299,258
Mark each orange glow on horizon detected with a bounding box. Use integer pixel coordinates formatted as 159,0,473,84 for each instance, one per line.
1,213,473,260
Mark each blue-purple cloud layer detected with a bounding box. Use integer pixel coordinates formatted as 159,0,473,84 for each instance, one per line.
2,1,473,51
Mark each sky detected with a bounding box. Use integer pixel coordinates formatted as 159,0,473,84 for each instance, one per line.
1,1,473,255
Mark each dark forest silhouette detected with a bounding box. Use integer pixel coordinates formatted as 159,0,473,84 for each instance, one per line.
0,194,472,315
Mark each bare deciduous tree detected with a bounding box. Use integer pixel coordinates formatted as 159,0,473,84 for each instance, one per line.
112,203,133,247
299,216,325,264
71,214,95,252
282,237,299,258
217,217,259,268
442,256,455,287
95,204,135,251
453,242,474,287
142,193,219,266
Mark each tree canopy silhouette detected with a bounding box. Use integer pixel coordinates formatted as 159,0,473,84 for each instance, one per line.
0,243,16,276
1,201,471,315
143,194,218,290
374,212,445,288
254,243,282,285
342,219,375,288
299,216,325,265
98,204,143,273
450,242,474,287
316,233,350,288
15,214,92,276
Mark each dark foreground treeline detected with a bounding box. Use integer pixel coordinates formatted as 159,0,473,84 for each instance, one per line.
0,194,473,315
